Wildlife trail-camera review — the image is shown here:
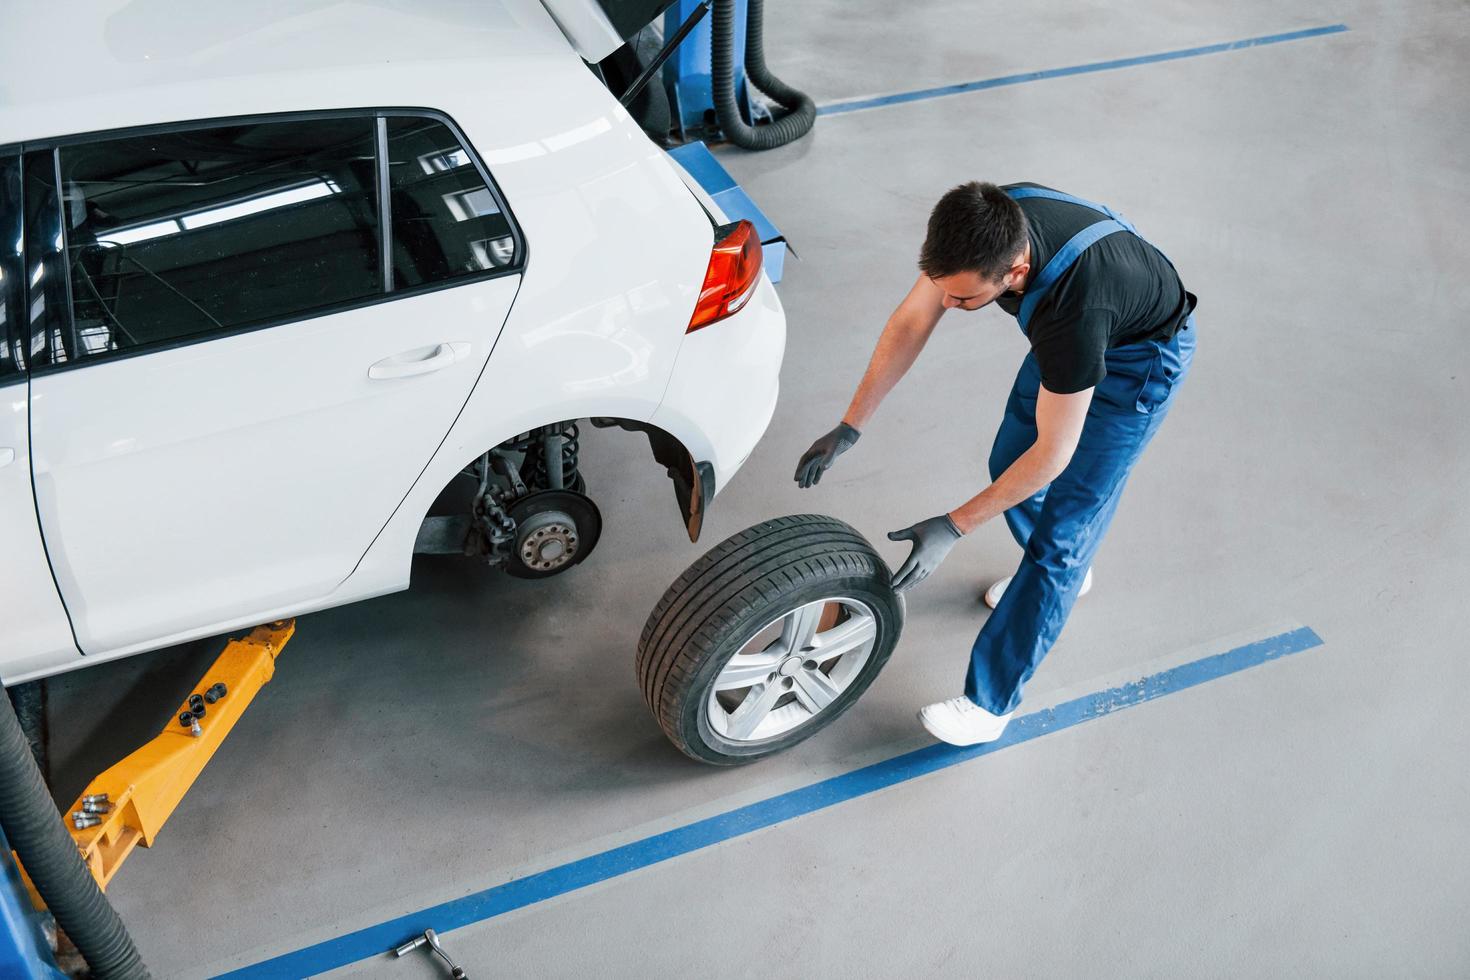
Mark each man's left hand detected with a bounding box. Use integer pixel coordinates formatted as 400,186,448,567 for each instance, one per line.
887,514,964,593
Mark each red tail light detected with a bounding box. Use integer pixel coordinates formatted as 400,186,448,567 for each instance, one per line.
687,219,763,333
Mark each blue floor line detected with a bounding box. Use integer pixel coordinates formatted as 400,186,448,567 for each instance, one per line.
817,25,1350,116
219,625,1324,978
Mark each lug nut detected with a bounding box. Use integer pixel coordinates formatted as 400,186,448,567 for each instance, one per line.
81,800,112,815
178,712,194,728
188,693,205,710
72,813,102,830
191,704,206,719
204,688,220,704
81,793,109,806
210,683,227,700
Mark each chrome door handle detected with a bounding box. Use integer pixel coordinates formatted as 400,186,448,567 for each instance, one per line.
368,343,470,380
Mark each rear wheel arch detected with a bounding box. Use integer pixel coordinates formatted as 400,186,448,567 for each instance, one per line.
419,416,713,551
587,417,713,542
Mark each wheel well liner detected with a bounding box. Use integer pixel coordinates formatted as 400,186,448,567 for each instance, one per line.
592,418,714,542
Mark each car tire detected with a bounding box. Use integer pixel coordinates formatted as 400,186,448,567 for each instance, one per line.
637,514,904,765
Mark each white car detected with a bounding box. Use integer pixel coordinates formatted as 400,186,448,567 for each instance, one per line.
0,1,785,684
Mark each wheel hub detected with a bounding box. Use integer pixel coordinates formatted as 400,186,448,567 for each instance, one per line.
518,515,578,571
504,489,602,579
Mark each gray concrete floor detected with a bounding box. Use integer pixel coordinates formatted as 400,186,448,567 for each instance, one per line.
41,0,1470,976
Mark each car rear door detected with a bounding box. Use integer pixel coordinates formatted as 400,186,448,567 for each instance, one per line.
24,112,524,657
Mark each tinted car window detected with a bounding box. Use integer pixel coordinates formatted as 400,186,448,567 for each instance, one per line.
59,118,380,356
0,156,22,381
385,117,518,289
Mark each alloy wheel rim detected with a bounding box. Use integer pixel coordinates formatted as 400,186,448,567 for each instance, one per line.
706,597,879,743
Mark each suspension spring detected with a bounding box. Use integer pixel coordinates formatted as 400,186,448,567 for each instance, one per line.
523,422,581,491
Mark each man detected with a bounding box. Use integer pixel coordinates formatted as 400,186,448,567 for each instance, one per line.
795,181,1197,747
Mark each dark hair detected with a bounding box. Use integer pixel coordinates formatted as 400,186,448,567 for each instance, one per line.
918,181,1028,282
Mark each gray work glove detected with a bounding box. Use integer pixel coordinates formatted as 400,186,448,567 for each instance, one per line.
795,422,861,488
888,514,964,593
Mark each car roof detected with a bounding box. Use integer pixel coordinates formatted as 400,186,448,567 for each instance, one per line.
0,0,576,147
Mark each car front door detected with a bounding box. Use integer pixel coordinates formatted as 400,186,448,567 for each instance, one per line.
24,113,524,657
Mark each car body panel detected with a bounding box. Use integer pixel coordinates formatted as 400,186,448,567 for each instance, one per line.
0,2,573,147
650,273,784,491
0,383,82,680
332,92,721,601
538,0,626,62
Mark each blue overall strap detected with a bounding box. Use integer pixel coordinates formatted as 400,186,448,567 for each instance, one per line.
1015,218,1129,331
1005,185,1140,235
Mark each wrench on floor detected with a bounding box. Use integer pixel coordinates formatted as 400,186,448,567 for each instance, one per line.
394,928,469,979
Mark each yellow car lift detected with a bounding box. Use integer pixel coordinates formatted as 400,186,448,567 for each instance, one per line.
19,621,294,895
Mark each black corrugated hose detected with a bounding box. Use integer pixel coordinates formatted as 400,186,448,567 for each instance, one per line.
712,0,815,149
0,690,148,978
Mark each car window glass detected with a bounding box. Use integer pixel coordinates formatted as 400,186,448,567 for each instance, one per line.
59,118,381,357
0,156,22,381
385,117,518,289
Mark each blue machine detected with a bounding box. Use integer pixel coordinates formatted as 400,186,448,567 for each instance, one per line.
0,830,67,979
662,0,761,138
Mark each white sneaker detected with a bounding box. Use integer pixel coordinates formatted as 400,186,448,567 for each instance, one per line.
918,696,1013,746
983,567,1093,610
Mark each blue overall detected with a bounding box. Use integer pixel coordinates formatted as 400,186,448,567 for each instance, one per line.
965,187,1197,715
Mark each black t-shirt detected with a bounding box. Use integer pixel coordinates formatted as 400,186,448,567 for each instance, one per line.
994,183,1196,394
